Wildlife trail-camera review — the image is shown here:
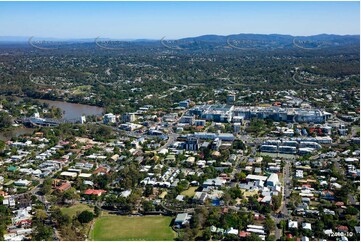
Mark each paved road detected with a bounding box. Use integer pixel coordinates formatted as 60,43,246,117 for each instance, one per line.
230,155,247,180
11,178,44,200
156,132,179,152
273,160,292,240
334,159,345,176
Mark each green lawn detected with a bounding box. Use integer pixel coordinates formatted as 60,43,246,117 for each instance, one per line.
60,203,93,218
242,189,258,198
71,85,92,94
90,215,176,241
181,186,198,197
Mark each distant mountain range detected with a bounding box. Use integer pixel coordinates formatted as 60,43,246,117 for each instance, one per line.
0,34,359,50
181,33,359,43
0,33,359,42
182,34,360,49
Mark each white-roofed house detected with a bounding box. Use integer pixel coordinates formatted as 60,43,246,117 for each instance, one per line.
174,213,192,227
288,220,298,229
226,227,239,235
302,223,312,230
266,173,280,187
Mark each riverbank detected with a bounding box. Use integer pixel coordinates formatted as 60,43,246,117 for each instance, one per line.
35,99,104,121
1,95,105,140
1,95,104,121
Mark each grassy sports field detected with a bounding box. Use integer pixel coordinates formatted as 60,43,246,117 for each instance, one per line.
90,214,176,241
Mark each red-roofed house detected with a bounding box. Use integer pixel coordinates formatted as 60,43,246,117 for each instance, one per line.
93,167,108,175
84,189,106,196
0,190,8,197
239,231,251,238
56,182,71,192
335,201,344,207
16,219,32,227
195,126,203,131
337,226,349,233
221,207,229,214
273,102,282,106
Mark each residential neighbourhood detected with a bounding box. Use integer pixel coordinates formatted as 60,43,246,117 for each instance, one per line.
0,91,359,241
0,1,360,241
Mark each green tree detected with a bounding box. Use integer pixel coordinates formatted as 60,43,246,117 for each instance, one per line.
0,112,12,129
202,227,212,240
40,178,52,195
235,172,247,181
0,140,5,152
345,206,359,215
228,186,244,199
62,188,80,204
94,206,101,217
142,200,155,212
35,209,47,223
143,185,153,197
0,205,11,240
264,215,276,234
247,233,261,241
32,222,53,240
233,140,246,150
51,207,71,226
272,193,282,211
77,211,94,224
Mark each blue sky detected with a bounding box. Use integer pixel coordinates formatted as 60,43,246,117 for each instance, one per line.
0,1,359,39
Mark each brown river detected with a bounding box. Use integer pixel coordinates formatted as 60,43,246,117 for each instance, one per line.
38,99,104,120
0,97,104,141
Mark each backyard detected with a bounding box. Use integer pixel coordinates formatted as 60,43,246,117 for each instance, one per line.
181,186,198,197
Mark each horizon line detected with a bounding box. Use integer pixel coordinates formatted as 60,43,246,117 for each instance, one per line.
0,32,360,42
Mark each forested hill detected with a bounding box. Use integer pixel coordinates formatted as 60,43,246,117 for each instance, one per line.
1,33,359,50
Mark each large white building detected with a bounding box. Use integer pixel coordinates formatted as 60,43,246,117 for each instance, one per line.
266,173,280,187
189,104,331,124
103,113,116,124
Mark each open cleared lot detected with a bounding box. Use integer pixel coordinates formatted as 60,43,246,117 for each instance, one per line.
90,215,176,241
60,203,93,218
241,189,258,198
181,186,198,197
